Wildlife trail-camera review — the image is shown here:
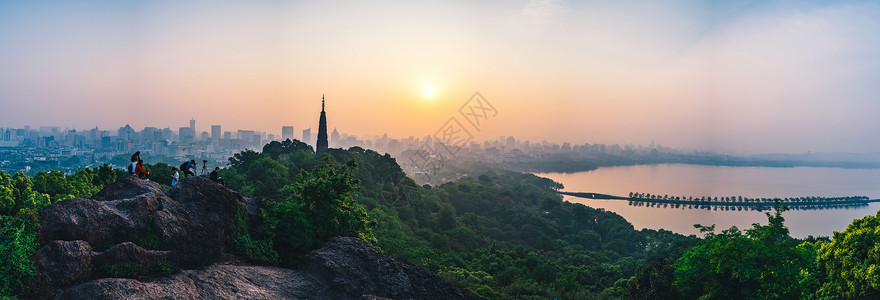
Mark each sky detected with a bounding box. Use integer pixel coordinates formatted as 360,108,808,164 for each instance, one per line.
1,0,879,154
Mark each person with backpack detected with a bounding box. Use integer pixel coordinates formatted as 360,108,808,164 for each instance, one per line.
180,160,197,178
129,151,140,175
135,159,149,180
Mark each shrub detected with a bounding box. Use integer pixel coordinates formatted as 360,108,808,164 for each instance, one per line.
0,209,39,297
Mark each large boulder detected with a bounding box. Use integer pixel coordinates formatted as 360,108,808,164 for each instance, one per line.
59,237,478,300
36,240,94,287
37,190,191,247
56,265,317,300
37,174,249,296
92,175,163,201
302,237,477,300
165,176,244,265
91,242,174,278
37,195,161,247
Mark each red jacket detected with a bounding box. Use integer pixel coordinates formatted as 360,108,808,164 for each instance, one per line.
135,163,149,176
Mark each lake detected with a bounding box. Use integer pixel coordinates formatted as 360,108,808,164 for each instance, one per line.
536,164,880,238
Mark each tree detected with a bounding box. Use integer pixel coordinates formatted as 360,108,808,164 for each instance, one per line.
246,157,290,197
11,174,50,212
32,171,73,201
623,256,680,300
674,202,813,299
91,163,117,189
262,139,313,160
68,169,100,199
0,208,39,297
275,158,375,249
261,199,313,265
815,212,880,298
140,163,172,186
227,150,264,174
0,172,16,215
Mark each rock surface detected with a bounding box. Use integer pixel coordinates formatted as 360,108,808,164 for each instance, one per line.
302,237,477,300
38,176,176,248
90,242,173,277
165,176,244,266
36,240,94,287
58,237,478,300
91,175,163,202
37,175,475,299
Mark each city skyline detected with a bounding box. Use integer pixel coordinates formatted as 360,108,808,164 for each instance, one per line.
2,1,880,153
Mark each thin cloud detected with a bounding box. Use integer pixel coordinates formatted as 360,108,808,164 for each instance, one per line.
521,0,565,23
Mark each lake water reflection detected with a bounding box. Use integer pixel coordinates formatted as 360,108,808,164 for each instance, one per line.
536,164,880,238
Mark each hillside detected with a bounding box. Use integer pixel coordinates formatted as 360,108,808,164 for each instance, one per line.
35,175,476,299
6,141,879,298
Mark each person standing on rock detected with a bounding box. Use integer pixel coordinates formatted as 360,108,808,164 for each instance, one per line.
135,159,150,180
171,167,180,187
129,151,140,175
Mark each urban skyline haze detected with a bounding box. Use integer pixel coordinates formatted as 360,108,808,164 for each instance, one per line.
1,0,879,154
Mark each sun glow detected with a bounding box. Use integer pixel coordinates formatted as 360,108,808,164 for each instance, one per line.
423,86,435,98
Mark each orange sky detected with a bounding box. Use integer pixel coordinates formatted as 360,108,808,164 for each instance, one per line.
1,0,879,153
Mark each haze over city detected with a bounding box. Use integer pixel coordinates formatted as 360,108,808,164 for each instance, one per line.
1,0,879,153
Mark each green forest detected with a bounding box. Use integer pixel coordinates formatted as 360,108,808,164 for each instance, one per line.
2,139,880,299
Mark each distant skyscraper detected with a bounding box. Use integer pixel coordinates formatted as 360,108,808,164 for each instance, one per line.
189,118,196,137
282,126,294,141
178,127,193,144
330,128,340,148
302,128,311,145
211,125,221,142
316,95,328,153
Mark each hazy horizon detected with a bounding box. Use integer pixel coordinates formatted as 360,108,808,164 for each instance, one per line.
2,0,879,154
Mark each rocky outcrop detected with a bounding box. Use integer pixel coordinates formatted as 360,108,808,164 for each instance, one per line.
165,176,244,266
91,175,163,202
302,237,478,300
38,175,475,299
90,242,173,277
38,195,166,247
36,240,94,287
35,176,240,294
36,241,174,286
57,265,317,300
58,237,478,300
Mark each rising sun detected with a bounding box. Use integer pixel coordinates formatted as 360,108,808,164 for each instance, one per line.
423,86,435,98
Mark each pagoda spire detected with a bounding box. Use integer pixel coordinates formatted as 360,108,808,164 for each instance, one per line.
316,94,329,153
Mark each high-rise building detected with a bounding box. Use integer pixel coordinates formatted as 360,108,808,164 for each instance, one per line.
302,128,311,145
282,126,294,141
189,118,196,139
316,95,328,152
330,128,340,148
179,127,194,144
119,125,134,141
211,125,221,142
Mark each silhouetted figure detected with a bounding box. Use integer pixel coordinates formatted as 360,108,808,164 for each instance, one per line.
135,159,149,180
129,151,140,175
210,167,225,186
180,160,197,178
